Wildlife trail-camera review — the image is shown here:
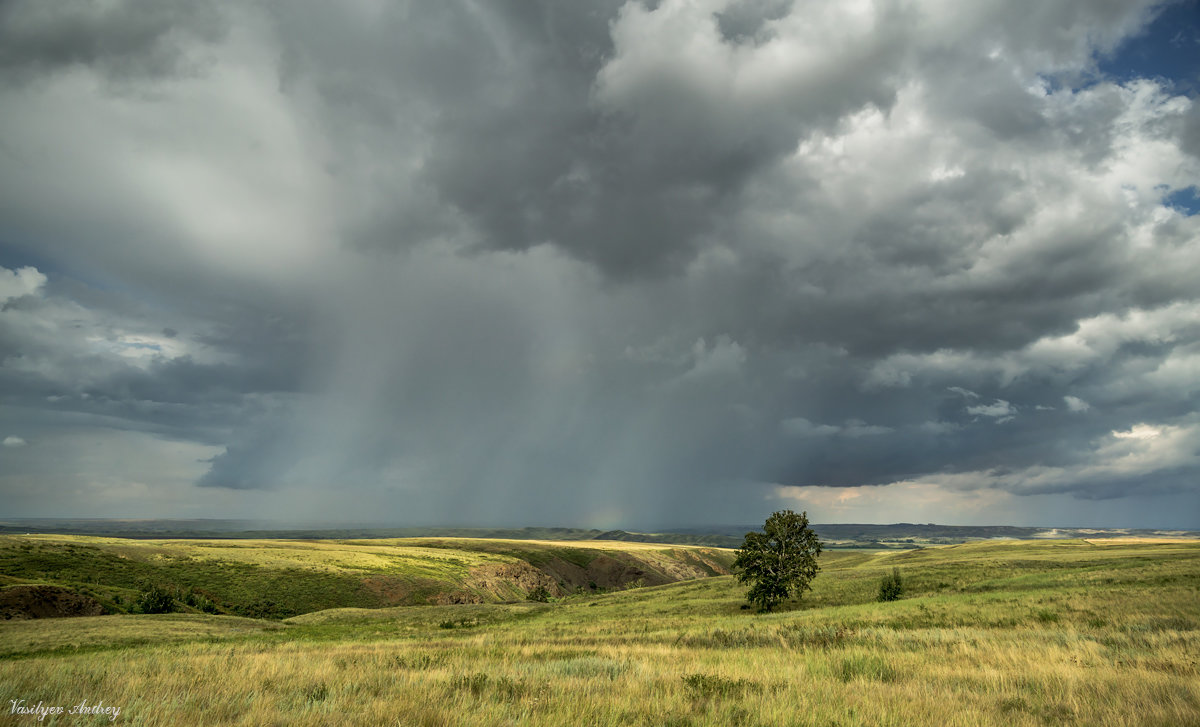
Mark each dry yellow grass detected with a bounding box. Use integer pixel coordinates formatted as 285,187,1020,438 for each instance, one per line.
2,620,1196,726
1,539,1197,726
8,534,516,574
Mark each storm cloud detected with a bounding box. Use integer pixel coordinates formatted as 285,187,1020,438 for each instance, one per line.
1,0,1197,528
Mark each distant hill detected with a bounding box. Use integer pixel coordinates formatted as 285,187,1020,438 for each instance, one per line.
629,523,1200,546
0,519,1194,548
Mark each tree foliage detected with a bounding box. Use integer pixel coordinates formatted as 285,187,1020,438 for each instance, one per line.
526,585,551,603
878,567,904,602
733,510,822,612
135,585,176,614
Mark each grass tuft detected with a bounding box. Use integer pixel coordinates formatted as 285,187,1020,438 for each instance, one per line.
835,653,897,683
681,673,763,700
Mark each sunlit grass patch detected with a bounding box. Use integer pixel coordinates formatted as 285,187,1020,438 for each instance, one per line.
0,613,283,659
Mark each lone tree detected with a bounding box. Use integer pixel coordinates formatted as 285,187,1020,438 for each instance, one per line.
734,510,823,612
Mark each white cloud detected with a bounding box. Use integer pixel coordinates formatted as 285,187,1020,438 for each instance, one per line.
1112,423,1162,440
878,420,1199,498
595,0,902,156
1064,395,1090,412
0,265,46,302
3,436,27,448
967,399,1016,419
681,335,747,380
781,417,892,438
867,300,1200,391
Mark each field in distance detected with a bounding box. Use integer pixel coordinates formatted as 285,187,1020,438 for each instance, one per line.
4,518,1197,549
1,537,1198,726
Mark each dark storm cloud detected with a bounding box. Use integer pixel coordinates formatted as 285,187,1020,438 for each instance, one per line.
0,0,226,81
0,0,1197,527
713,0,794,44
0,273,302,452
277,0,908,277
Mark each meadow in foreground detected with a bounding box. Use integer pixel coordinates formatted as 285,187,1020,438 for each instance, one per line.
2,538,1198,726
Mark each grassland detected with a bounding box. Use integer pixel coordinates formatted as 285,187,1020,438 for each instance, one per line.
1,538,1198,726
0,535,733,618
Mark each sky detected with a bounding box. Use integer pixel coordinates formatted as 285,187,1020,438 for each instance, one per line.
1,0,1198,530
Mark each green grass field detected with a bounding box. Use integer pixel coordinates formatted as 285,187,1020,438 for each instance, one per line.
1,537,1198,726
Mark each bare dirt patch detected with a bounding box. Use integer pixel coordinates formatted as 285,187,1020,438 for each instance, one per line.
360,576,413,605
465,562,558,598
0,585,105,620
430,591,484,605
533,550,731,593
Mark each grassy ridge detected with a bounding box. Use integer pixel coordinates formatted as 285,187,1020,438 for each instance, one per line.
0,535,733,618
0,539,1197,725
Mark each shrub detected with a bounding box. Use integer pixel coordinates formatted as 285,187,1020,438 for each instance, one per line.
449,673,490,696
878,567,904,602
181,587,219,614
235,599,292,620
527,585,552,602
302,682,329,703
135,585,176,614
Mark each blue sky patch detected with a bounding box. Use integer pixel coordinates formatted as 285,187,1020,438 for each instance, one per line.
1098,1,1200,93
1164,186,1200,215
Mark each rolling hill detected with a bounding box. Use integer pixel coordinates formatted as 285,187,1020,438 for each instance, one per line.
0,534,734,619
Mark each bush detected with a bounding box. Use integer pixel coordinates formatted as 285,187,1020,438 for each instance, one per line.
181,587,219,614
135,585,176,614
878,567,904,602
302,682,329,703
234,599,292,620
526,585,552,602
192,593,219,613
449,673,490,696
